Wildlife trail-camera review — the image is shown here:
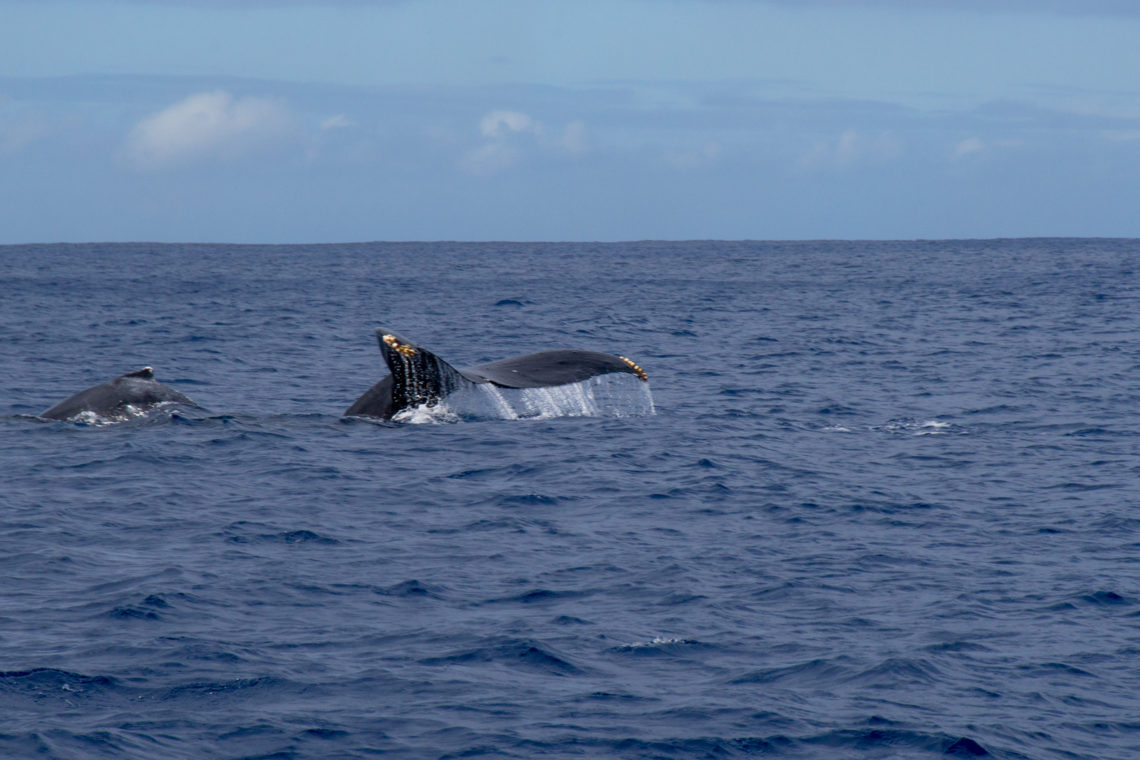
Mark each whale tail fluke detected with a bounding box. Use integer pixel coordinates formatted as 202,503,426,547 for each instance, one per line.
374,329,475,412
345,328,650,420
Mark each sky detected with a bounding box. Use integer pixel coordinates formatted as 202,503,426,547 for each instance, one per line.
2,0,1139,242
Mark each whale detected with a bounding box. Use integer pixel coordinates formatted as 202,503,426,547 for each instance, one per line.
41,367,199,422
345,329,648,420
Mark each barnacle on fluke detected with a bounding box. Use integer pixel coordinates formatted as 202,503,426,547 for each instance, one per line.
382,333,418,357
618,356,648,382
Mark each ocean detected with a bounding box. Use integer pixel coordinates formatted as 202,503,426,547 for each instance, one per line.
2,239,1139,759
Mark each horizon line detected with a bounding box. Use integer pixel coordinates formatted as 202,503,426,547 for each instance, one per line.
3,236,1138,248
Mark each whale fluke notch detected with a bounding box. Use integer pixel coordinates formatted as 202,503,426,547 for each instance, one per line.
345,328,649,420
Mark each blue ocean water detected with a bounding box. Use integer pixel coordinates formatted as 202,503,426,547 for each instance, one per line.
2,239,1140,759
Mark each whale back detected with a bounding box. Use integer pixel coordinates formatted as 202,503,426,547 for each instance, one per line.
41,367,197,421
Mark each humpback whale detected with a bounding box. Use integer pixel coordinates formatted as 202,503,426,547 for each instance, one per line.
345,330,649,420
41,367,199,422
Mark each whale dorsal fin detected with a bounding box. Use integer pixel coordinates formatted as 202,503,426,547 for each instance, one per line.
121,367,155,380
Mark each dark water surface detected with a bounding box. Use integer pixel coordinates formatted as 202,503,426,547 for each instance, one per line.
3,240,1140,759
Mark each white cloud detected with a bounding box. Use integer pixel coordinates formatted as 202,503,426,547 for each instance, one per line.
462,110,534,174
320,114,355,130
951,136,1024,159
0,114,52,155
666,140,722,169
798,130,902,172
557,120,588,154
459,141,518,174
954,137,985,158
462,109,588,174
834,130,860,165
480,110,538,139
123,90,291,170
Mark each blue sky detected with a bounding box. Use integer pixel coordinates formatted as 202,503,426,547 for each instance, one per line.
2,0,1139,242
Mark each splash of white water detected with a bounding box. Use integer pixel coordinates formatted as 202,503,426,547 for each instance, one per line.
392,373,655,424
